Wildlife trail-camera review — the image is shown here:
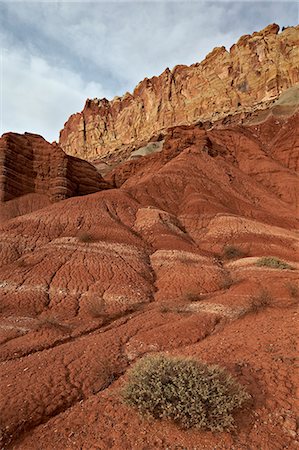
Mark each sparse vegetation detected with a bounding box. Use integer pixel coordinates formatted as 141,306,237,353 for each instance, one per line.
77,232,95,243
223,245,246,260
248,289,272,313
285,282,298,299
219,270,235,290
122,354,250,431
255,257,294,270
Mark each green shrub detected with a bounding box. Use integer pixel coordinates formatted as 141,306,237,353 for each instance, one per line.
121,354,250,431
255,257,294,270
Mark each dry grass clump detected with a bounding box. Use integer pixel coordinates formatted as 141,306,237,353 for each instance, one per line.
223,245,246,260
121,354,250,431
218,269,240,291
77,232,95,243
255,257,294,270
285,282,298,299
248,290,272,313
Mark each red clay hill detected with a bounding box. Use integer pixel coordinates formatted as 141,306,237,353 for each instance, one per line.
0,24,298,449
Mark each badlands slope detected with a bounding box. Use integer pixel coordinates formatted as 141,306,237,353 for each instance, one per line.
0,26,298,450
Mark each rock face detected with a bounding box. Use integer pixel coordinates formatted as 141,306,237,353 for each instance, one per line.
59,24,299,159
0,132,110,203
1,24,299,450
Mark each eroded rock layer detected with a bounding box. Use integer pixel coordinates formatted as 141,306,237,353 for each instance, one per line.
0,132,110,203
0,108,298,449
59,24,299,159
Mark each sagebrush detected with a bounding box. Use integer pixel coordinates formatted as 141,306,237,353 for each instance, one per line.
256,257,293,270
248,290,272,313
223,245,245,260
121,354,250,431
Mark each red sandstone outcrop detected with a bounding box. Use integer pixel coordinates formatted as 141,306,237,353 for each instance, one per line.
0,109,298,449
1,24,299,450
59,24,299,159
0,132,110,204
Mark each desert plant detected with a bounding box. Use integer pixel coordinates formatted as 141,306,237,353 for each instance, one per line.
223,245,245,260
285,282,298,299
219,269,236,290
121,354,250,431
248,289,272,313
255,257,294,270
77,232,95,243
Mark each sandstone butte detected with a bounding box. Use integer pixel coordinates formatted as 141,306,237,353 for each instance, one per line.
0,23,299,450
59,23,299,159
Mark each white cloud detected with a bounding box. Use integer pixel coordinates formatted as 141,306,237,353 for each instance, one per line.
0,1,298,142
1,47,109,141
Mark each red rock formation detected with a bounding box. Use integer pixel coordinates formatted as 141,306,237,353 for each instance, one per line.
59,24,299,159
1,24,299,450
0,108,298,450
0,132,110,204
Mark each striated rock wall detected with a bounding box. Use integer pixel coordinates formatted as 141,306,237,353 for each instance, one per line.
0,132,110,202
59,24,299,159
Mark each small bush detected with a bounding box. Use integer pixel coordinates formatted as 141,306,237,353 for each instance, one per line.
77,232,95,243
219,272,234,290
223,245,245,260
255,257,294,270
248,290,272,313
285,282,298,299
121,354,250,431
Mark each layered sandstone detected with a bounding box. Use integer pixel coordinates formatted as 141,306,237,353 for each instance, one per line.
1,108,298,449
59,24,299,159
0,132,110,203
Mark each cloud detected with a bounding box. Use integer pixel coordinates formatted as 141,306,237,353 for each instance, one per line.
1,47,109,141
0,1,298,142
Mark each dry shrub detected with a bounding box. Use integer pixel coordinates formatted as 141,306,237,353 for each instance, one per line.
223,245,246,260
248,290,272,313
285,282,298,299
256,257,294,270
77,232,95,243
219,271,234,290
122,354,250,431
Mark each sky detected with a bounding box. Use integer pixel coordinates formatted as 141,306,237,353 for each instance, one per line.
0,0,298,142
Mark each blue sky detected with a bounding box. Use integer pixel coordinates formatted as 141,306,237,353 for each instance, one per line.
0,1,298,142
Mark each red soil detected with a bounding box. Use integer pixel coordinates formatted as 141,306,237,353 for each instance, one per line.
0,111,298,449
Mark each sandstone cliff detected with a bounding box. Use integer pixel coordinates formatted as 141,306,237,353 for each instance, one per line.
59,24,299,159
0,132,110,203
